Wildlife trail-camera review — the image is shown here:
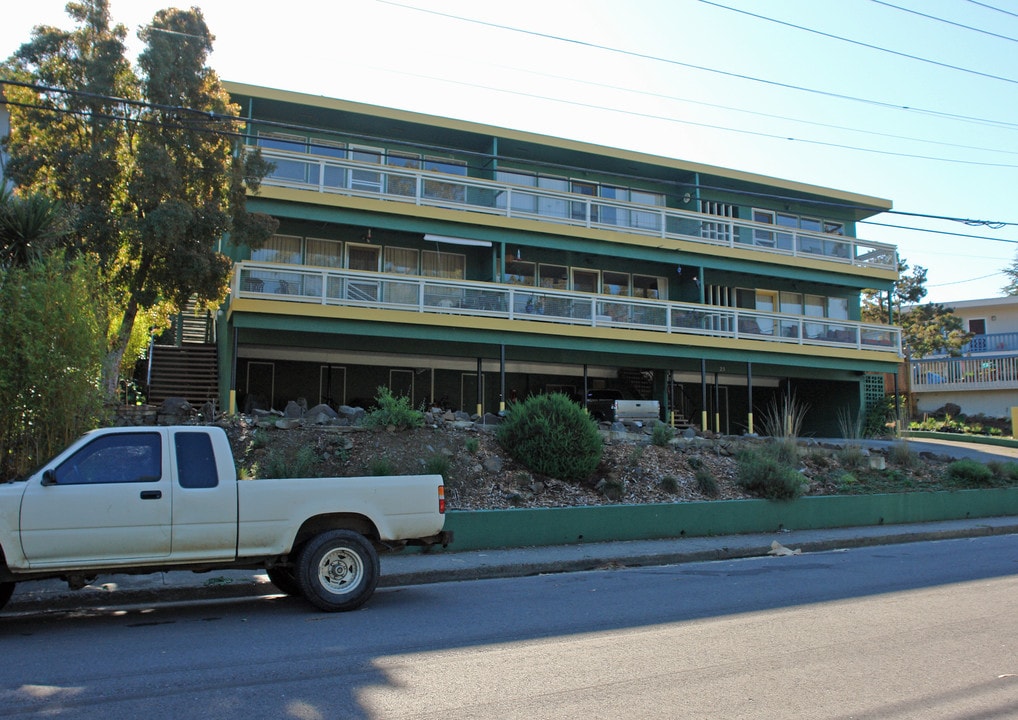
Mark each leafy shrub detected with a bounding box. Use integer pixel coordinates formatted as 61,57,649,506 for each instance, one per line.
695,468,720,498
836,444,866,470
424,454,451,480
888,441,918,469
600,478,624,500
735,446,806,500
946,458,994,486
651,424,675,447
465,437,479,454
363,386,424,429
835,472,858,492
987,461,1018,482
659,475,679,493
261,446,319,478
368,457,396,476
496,392,602,482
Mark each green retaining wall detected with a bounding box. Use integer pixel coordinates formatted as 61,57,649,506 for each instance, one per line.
438,488,1018,552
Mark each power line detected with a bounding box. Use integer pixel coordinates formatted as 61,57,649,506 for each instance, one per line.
359,66,1018,169
965,0,1018,21
871,0,1018,43
6,79,1018,237
400,59,1018,159
701,0,1018,85
377,0,1018,131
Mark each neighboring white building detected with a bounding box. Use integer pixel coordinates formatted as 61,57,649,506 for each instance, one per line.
910,295,1018,418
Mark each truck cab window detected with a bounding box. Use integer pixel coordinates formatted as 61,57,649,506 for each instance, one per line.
54,433,162,485
175,432,219,489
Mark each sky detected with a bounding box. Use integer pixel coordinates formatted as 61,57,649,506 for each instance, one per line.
2,0,1017,305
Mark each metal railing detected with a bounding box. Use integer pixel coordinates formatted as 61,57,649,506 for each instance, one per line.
234,262,902,354
911,355,1018,391
252,148,898,271
927,332,1018,356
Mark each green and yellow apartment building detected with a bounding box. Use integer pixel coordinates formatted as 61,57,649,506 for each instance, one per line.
216,82,900,436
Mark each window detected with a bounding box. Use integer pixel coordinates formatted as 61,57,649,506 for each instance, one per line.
602,271,629,296
539,264,568,290
175,432,218,489
571,180,597,222
505,260,535,285
752,209,775,247
384,246,419,275
571,268,600,294
422,250,465,279
387,152,420,197
54,433,161,485
305,238,343,268
347,243,381,272
538,176,569,218
257,133,308,183
349,146,383,193
309,139,346,188
630,190,664,231
495,170,538,214
423,157,467,203
599,185,629,227
633,275,665,300
252,234,302,264
775,213,797,251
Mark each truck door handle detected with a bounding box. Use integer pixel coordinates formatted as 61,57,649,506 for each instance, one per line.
140,490,162,500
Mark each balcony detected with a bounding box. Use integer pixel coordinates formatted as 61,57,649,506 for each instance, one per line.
911,355,1018,392
251,148,897,271
928,332,1018,356
232,262,901,356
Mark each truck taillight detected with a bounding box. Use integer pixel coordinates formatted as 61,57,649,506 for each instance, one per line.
438,485,446,514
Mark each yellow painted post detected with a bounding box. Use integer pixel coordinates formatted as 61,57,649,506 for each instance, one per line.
1011,407,1018,438
701,410,708,433
229,389,237,415
747,411,754,435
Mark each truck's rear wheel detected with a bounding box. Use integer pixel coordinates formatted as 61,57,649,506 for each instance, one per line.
0,582,15,611
296,530,379,612
266,566,301,596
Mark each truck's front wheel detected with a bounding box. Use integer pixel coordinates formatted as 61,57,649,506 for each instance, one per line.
0,582,15,611
296,530,379,612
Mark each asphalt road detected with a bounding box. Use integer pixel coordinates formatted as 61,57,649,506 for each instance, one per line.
2,533,1017,719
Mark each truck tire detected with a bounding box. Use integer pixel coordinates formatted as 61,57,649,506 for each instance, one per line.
0,582,14,611
266,566,302,596
296,530,379,612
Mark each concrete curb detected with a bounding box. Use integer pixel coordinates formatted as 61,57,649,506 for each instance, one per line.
7,516,1018,615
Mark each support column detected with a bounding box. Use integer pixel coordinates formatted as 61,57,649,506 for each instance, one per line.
714,370,721,435
229,328,238,415
700,359,708,432
499,345,506,415
746,362,754,435
476,357,484,417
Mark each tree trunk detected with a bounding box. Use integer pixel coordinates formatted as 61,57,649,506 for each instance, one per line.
102,298,140,404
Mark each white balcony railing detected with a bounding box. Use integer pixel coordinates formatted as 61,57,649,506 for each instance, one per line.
252,148,898,271
912,355,1018,391
233,262,902,355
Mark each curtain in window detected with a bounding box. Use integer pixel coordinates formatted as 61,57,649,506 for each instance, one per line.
305,239,343,268
422,251,465,279
384,247,419,275
251,235,302,264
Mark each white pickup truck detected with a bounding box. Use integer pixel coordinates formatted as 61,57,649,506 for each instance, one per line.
0,426,450,613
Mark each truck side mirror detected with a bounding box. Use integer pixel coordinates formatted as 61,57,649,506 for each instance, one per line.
41,469,57,487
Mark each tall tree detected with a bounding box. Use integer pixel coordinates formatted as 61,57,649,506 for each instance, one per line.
2,1,275,400
863,257,970,358
1001,252,1018,296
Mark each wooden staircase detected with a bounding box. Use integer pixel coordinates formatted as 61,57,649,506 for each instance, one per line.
146,343,218,406
144,298,219,407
